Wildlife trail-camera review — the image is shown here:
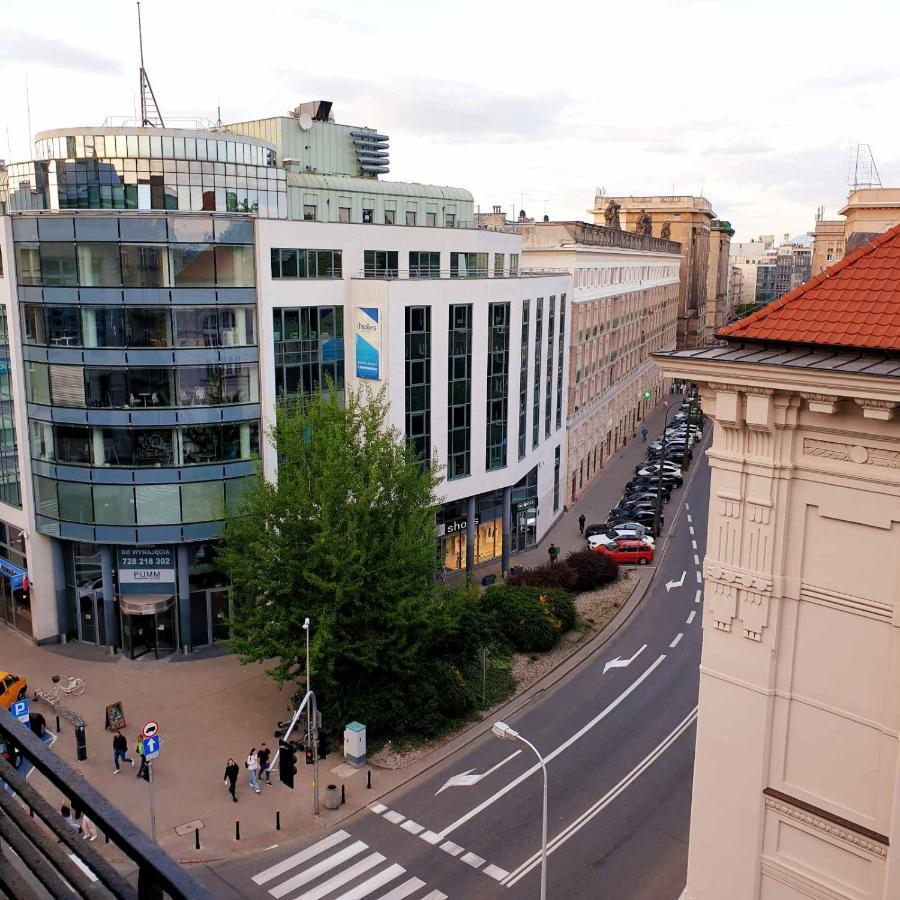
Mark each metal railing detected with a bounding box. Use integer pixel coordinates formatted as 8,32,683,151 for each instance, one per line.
0,715,209,900
353,268,568,280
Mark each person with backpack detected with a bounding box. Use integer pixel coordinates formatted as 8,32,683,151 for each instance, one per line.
548,543,560,564
224,758,239,802
135,737,149,781
246,748,261,793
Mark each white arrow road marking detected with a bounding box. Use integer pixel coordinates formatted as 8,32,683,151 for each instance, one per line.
602,644,647,675
434,751,521,795
666,571,687,592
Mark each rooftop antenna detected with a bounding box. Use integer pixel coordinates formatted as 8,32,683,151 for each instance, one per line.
137,2,165,127
215,103,223,128
848,143,882,190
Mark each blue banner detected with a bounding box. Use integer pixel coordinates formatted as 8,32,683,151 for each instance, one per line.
355,307,380,380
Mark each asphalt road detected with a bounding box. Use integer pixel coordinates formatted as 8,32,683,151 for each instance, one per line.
204,443,710,900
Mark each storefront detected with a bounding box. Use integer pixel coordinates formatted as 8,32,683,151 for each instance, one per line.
0,523,30,637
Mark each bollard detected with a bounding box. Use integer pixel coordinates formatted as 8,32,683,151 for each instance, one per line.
341,784,345,805
194,828,200,850
276,810,281,831
75,722,87,762
235,819,240,841
56,714,60,732
367,770,371,789
105,832,110,844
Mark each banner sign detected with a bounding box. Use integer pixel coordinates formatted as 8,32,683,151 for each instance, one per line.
355,307,381,380
514,496,538,512
117,546,175,595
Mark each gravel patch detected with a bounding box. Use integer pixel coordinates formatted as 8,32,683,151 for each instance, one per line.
370,573,637,770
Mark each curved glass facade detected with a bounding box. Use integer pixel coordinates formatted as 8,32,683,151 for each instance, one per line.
14,212,260,542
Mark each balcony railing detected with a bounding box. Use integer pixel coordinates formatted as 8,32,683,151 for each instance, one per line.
353,268,569,280
0,715,209,899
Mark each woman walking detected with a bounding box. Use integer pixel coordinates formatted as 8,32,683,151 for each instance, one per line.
246,748,261,794
224,757,239,803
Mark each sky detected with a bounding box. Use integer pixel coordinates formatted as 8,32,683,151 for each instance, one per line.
1,0,897,242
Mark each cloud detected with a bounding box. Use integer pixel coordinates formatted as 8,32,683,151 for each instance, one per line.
302,7,375,34
705,141,772,156
808,65,898,90
0,30,120,75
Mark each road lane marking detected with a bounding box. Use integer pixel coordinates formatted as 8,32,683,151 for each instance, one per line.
333,863,405,900
270,841,367,898
696,571,702,583
435,750,522,794
378,879,426,900
436,655,668,839
400,820,423,835
253,831,350,884
693,554,700,566
420,830,441,845
686,514,692,523
440,841,463,856
686,611,696,625
688,526,694,535
504,707,699,887
602,644,647,674
670,633,683,648
483,864,509,881
294,852,385,900
420,891,448,900
383,810,405,825
461,851,486,868
691,539,697,549
369,803,388,814
695,589,702,604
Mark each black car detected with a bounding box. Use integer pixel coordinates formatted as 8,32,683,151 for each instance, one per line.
634,468,684,487
622,490,670,506
648,445,692,463
624,481,673,499
627,474,679,490
608,509,663,536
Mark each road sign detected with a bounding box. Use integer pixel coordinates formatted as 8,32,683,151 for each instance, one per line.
142,721,159,739
142,735,161,760
10,699,30,728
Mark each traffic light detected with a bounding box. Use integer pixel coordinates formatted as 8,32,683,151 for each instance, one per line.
305,746,315,766
279,741,297,789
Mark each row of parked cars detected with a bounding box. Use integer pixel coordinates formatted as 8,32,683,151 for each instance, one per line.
584,397,704,566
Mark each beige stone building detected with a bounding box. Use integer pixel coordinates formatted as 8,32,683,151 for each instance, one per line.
657,224,900,900
516,220,681,503
810,215,845,276
706,219,734,342
591,194,716,350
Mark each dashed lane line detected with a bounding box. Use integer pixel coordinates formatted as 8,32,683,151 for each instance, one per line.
693,554,700,566
691,539,697,549
669,633,683,648
400,820,423,836
686,610,696,625
483,864,510,882
695,589,702,604
688,526,695,536
696,571,702,583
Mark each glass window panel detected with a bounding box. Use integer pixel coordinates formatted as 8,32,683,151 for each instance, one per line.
127,368,173,406
136,483,181,524
131,427,175,465
214,245,255,287
173,306,219,348
85,369,127,407
177,366,219,405
125,307,171,347
54,425,91,463
121,243,169,287
181,481,224,523
170,244,215,286
97,427,132,465
218,307,254,346
181,425,221,464
29,420,54,461
81,305,125,347
223,364,257,403
93,483,136,524
226,476,254,514
26,362,51,404
33,476,59,519
76,242,121,285
15,245,42,285
22,304,46,343
39,243,78,286
58,481,92,523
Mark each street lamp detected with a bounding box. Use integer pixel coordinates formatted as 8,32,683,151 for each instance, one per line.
654,402,675,539
493,721,548,900
303,617,319,815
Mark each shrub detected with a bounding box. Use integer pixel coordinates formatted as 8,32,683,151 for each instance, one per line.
528,587,577,632
564,548,619,591
507,561,578,591
480,584,561,652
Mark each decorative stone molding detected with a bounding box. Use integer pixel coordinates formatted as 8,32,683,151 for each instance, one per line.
705,563,773,639
800,392,841,414
705,563,772,592
856,399,898,421
747,502,771,525
764,792,888,860
708,580,737,632
803,437,900,470
743,385,774,397
720,498,741,519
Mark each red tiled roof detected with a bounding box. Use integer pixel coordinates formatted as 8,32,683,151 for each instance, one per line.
718,223,900,351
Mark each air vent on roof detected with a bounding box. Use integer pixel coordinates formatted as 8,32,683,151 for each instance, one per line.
351,130,390,176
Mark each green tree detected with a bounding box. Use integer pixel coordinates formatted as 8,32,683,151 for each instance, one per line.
219,385,444,739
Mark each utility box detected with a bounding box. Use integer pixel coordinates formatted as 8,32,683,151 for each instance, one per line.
343,721,366,768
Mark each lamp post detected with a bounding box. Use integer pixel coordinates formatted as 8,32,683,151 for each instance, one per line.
303,617,319,816
654,402,675,540
493,721,548,900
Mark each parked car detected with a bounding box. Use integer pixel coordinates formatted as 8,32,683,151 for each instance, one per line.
626,476,678,493
635,461,682,477
607,509,663,535
623,489,670,506
585,523,612,539
593,539,654,565
648,444,692,463
634,467,683,486
588,527,655,549
0,672,28,711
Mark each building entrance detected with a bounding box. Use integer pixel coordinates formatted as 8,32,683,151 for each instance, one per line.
76,588,107,646
120,601,177,660
189,587,232,648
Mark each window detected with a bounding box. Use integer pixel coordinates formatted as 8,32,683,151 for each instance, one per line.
426,212,436,227
54,425,91,464
450,252,488,278
181,481,225,523
93,483,136,525
384,209,395,225
270,248,342,279
510,253,519,276
273,307,344,401
125,307,171,347
121,244,168,288
46,306,81,346
136,483,181,525
486,302,510,471
494,253,504,277
406,211,417,226
545,297,555,437
532,298,543,448
338,207,351,223
21,304,46,344
170,243,216,287
15,245,41,285
214,245,255,287
76,243,122,286
303,204,317,221
362,208,374,224
405,306,431,463
363,250,398,278
39,243,78,286
518,299,529,460
409,251,439,278
447,304,472,479
445,213,456,228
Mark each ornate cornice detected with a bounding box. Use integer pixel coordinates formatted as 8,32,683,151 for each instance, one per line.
856,398,898,421
705,562,772,592
800,392,840,414
803,437,900,470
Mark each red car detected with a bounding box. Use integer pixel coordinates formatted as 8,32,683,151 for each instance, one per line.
593,539,654,565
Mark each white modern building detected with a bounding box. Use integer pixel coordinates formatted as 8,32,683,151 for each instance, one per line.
0,101,570,656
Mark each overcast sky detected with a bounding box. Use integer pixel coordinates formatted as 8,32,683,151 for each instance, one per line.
1,0,896,241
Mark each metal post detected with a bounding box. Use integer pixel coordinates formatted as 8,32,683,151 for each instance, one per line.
654,403,672,540
147,761,157,844
311,693,320,817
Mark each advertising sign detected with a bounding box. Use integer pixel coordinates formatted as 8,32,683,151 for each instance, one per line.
117,546,175,595
355,307,381,379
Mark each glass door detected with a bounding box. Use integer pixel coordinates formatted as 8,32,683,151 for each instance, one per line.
78,590,98,643
210,589,231,643
189,590,210,648
155,607,177,654
122,613,153,659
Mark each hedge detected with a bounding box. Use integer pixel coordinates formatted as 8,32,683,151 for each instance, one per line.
507,561,578,590
480,584,562,652
564,548,619,591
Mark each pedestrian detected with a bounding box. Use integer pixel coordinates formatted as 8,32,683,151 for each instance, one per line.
641,426,648,442
258,742,272,786
112,730,134,774
246,748,261,793
135,737,149,781
224,757,239,802
548,543,560,564
60,802,79,829
578,513,585,535
80,811,98,842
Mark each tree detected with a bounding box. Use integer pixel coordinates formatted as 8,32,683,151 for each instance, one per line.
219,385,445,739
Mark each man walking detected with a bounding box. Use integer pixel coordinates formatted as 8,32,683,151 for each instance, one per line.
257,742,272,785
578,513,586,535
548,543,560,565
224,757,239,803
112,730,134,774
641,426,648,442
246,748,261,793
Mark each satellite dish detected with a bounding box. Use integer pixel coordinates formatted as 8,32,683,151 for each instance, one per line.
298,113,313,131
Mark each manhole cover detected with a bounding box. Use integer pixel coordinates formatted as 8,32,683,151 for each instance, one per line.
174,820,205,836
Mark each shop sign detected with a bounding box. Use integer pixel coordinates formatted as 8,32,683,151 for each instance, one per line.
355,306,381,379
117,546,175,595
440,515,479,537
514,496,538,512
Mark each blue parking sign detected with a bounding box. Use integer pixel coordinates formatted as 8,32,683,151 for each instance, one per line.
142,735,160,760
10,699,30,729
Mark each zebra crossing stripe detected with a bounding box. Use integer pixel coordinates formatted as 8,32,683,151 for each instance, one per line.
269,840,367,898
420,891,448,900
377,878,426,900
293,852,385,900
331,863,406,900
253,830,350,885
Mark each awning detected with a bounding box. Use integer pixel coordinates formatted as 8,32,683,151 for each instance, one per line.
0,557,28,591
118,594,175,616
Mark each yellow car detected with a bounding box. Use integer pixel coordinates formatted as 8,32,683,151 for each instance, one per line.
0,672,28,710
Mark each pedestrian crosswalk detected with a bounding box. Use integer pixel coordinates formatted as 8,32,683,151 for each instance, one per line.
251,830,447,900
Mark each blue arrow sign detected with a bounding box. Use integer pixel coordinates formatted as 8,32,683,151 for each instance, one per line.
142,735,160,760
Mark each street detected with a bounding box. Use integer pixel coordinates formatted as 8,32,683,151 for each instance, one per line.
200,437,710,899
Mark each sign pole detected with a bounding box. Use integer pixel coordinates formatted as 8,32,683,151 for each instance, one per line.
311,692,320,816
148,760,157,843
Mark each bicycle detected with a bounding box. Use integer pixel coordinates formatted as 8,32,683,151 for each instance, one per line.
34,675,85,710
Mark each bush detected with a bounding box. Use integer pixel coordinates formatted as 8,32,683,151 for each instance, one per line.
507,562,578,591
480,585,561,652
564,548,619,591
528,587,576,632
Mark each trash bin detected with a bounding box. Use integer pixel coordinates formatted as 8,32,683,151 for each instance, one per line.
324,784,340,810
